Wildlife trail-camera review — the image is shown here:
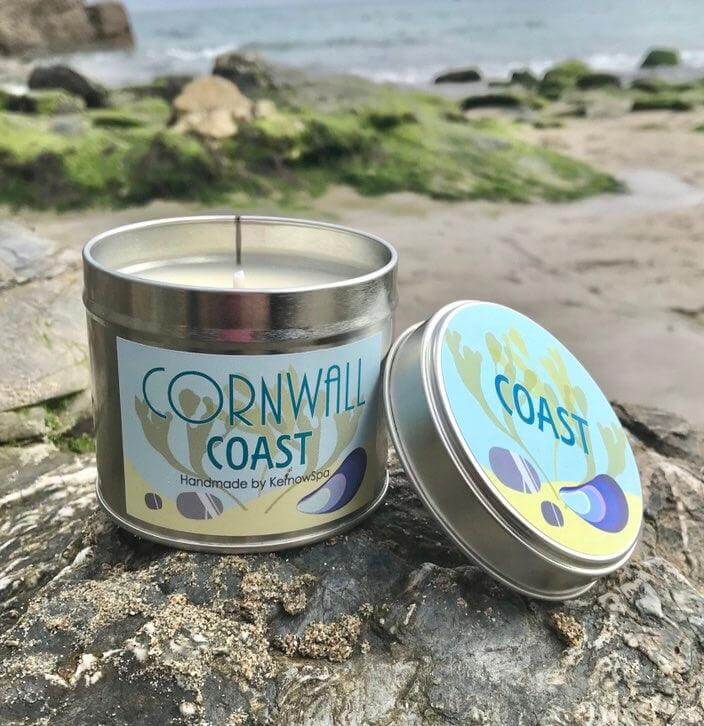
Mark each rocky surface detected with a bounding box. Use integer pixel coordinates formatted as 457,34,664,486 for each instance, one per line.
0,221,87,420
0,0,133,57
171,75,256,139
213,52,278,97
28,64,108,108
0,398,701,725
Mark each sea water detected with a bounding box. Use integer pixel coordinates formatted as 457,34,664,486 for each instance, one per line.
50,0,704,87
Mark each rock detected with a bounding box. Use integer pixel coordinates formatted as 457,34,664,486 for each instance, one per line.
127,75,193,103
576,72,622,90
0,0,133,57
4,89,86,114
28,64,108,108
172,75,255,139
630,78,694,94
0,223,85,412
539,59,590,98
0,220,79,288
641,48,680,68
631,95,692,112
0,405,46,443
460,93,523,111
510,69,538,88
0,403,704,723
84,1,133,48
434,67,482,84
212,51,277,95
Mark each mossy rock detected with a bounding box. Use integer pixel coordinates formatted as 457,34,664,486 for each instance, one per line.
631,77,695,93
510,70,538,88
460,93,523,111
576,73,622,90
5,91,86,115
364,109,417,131
434,67,482,84
641,48,680,68
539,60,590,98
0,84,621,208
631,95,692,112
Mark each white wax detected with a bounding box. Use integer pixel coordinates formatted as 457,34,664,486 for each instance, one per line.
121,256,363,290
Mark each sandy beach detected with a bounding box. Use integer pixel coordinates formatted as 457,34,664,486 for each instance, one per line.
14,107,704,426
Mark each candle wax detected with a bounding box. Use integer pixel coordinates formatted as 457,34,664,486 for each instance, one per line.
122,257,364,290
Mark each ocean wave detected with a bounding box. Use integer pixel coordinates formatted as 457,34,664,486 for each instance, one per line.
163,44,235,62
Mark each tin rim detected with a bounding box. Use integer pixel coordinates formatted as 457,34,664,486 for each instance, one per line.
82,214,398,295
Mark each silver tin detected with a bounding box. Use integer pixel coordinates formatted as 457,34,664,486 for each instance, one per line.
83,215,397,552
384,301,642,600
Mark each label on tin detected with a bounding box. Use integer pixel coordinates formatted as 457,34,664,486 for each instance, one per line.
116,333,384,537
439,303,642,559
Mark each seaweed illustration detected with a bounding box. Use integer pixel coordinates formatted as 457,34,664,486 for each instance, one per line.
445,326,596,485
598,422,628,478
134,365,362,514
445,325,632,534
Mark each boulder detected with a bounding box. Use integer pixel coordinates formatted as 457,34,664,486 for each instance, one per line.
212,51,277,95
510,69,538,88
0,225,85,413
172,75,255,139
85,1,133,47
0,0,133,57
5,89,86,114
434,67,482,84
575,72,622,90
0,403,703,724
641,47,680,68
28,64,108,108
539,59,590,98
631,95,692,112
460,93,523,111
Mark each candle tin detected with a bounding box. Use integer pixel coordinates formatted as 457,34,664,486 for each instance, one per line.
384,301,643,600
83,216,397,552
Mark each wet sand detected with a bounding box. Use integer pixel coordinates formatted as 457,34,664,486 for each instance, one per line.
15,110,704,425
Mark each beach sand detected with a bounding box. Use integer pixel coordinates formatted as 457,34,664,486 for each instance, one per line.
14,109,704,425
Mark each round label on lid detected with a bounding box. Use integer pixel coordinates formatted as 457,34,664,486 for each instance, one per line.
438,302,642,560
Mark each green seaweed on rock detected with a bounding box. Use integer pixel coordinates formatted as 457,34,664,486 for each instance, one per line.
0,83,621,209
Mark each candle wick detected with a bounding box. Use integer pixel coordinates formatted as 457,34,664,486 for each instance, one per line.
235,215,242,266
233,215,245,289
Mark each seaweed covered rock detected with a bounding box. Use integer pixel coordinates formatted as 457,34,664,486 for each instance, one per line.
539,59,590,98
460,93,523,111
631,95,692,112
510,69,538,88
0,402,703,724
576,72,622,90
171,75,255,139
434,67,482,84
641,47,680,68
28,64,108,108
213,51,277,95
5,89,86,115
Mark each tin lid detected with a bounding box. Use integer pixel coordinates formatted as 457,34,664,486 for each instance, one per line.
383,301,643,600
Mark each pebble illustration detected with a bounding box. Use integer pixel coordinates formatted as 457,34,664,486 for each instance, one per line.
144,492,163,510
489,447,541,493
176,491,224,520
540,500,564,527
